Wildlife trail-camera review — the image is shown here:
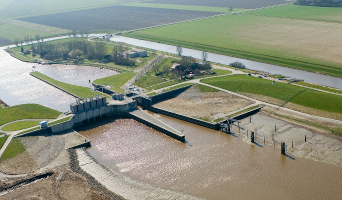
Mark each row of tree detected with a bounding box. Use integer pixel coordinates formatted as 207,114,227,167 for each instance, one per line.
296,0,342,7
28,40,135,66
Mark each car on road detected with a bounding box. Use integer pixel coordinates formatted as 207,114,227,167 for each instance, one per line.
258,76,262,78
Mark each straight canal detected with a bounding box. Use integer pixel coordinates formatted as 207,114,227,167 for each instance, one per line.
76,113,342,200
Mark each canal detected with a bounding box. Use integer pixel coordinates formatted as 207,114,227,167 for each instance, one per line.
76,114,342,200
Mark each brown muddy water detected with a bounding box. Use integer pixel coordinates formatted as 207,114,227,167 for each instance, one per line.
77,114,342,200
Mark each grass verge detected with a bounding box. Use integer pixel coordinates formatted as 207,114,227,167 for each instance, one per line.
49,116,72,126
0,104,60,126
198,84,220,93
0,138,25,162
2,121,41,131
31,71,107,98
202,74,342,115
164,83,193,92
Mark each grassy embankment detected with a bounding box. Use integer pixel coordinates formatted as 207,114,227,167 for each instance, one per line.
0,138,26,162
2,121,41,131
31,71,109,98
0,104,60,127
124,5,342,78
201,75,342,119
2,115,72,132
93,71,136,94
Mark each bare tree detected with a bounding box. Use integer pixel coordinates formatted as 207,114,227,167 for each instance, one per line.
14,38,19,46
176,46,183,56
71,30,77,37
35,35,40,43
229,6,233,12
202,51,208,61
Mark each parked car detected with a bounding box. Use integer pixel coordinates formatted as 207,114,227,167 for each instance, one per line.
258,76,262,78
279,78,283,80
247,73,251,76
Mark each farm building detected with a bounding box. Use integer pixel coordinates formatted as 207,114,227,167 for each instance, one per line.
125,49,147,58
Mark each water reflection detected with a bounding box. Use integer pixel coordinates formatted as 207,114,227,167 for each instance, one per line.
0,47,119,112
77,115,342,200
36,64,118,87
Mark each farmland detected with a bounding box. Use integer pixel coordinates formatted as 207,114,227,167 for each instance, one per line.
144,0,291,9
246,4,342,23
18,5,221,32
0,23,53,42
0,0,124,19
125,10,342,77
0,36,11,45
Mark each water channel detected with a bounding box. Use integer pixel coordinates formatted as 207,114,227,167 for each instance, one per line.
77,114,342,200
0,47,117,112
110,36,342,89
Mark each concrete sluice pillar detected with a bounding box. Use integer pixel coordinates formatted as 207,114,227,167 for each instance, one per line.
251,131,255,143
281,141,286,155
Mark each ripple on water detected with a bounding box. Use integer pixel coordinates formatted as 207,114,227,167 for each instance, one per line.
78,116,342,200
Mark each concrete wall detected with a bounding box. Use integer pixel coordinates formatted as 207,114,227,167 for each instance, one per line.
150,106,220,130
16,127,52,137
51,117,75,133
92,83,115,95
151,84,193,105
232,107,262,121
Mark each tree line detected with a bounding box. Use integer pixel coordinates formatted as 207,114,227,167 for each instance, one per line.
29,40,135,66
296,0,342,7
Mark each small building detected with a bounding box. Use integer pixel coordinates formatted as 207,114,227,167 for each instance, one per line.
40,121,48,129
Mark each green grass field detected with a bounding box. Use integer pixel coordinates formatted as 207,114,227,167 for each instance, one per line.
201,74,342,114
124,6,342,78
0,138,25,162
0,136,9,149
246,4,342,23
2,121,41,131
0,23,53,41
198,84,220,93
31,72,106,98
49,116,73,126
93,71,136,93
0,104,60,126
295,81,342,95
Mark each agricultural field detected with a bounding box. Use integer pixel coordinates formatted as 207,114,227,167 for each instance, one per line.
121,2,242,13
144,0,291,9
18,5,221,32
246,4,342,23
125,10,342,77
0,23,53,42
0,36,11,45
0,0,127,19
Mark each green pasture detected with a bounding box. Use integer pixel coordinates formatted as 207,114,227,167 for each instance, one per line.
0,104,60,126
0,23,52,41
0,0,120,19
246,4,342,23
0,136,9,149
0,138,25,162
201,74,342,114
198,84,220,93
93,71,136,93
124,12,342,78
31,72,107,98
121,2,244,13
135,75,165,88
295,81,342,95
2,121,41,131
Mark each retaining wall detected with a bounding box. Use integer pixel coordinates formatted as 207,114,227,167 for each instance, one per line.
92,83,115,95
150,106,220,130
232,107,262,121
150,84,193,105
